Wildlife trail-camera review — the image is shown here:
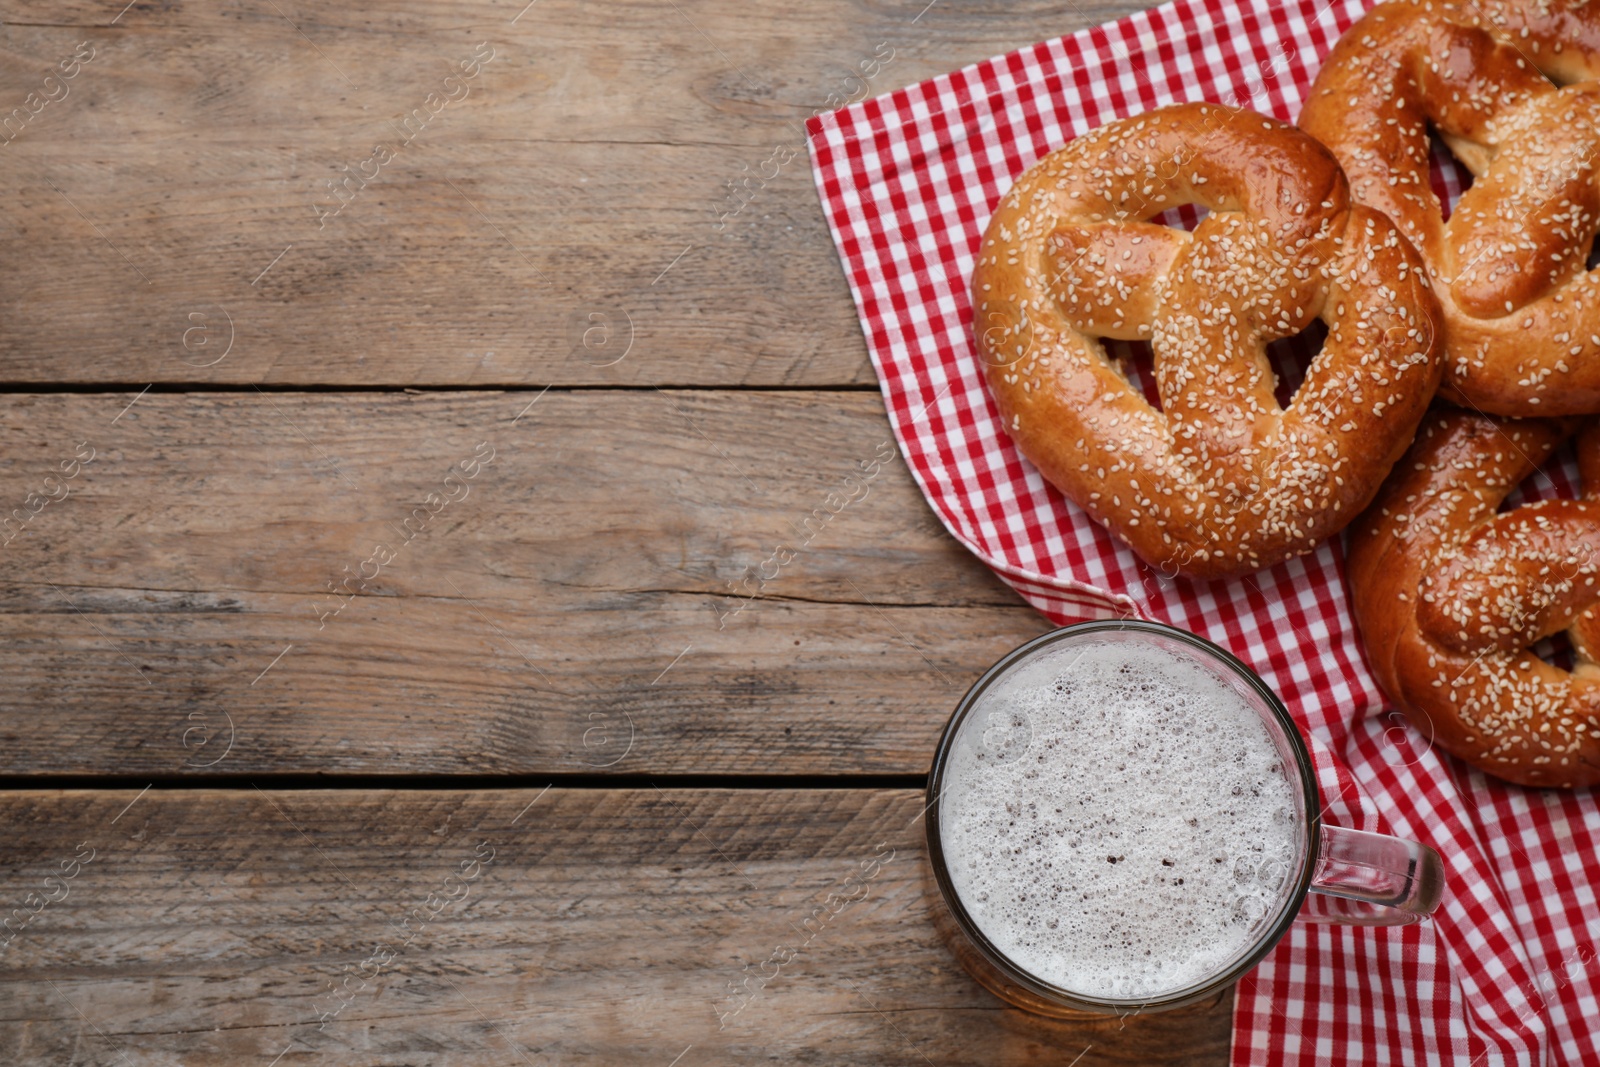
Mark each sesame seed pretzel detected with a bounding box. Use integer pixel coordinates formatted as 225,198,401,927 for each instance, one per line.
972,104,1441,580
1348,409,1600,787
1300,0,1600,416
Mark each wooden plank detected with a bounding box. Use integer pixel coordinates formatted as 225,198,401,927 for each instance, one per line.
0,787,1231,1064
0,390,1056,776
0,0,1146,386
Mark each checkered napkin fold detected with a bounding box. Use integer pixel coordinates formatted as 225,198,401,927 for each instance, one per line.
805,0,1600,1063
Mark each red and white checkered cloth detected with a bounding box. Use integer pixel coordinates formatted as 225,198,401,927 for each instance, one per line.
806,0,1600,1062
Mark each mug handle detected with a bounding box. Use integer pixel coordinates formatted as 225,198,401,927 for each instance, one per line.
1299,825,1444,926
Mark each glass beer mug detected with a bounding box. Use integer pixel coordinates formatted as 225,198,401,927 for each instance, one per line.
924,620,1444,1016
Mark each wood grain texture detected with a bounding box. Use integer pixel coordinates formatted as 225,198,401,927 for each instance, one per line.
0,2,1238,1063
0,787,1231,1065
0,0,1147,386
0,389,1058,776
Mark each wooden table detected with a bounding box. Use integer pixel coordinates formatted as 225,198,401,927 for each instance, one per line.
0,2,1231,1062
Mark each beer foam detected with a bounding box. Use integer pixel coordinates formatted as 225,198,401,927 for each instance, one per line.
940,638,1300,1001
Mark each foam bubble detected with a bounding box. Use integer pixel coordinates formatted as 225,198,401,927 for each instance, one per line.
940,638,1301,1001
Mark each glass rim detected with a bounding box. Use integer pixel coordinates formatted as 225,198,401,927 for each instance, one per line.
924,618,1323,1013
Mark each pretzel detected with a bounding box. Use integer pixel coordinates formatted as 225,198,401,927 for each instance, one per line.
1348,409,1600,787
972,104,1441,580
1300,0,1600,416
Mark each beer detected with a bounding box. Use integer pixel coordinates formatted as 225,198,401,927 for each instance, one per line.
939,638,1299,1000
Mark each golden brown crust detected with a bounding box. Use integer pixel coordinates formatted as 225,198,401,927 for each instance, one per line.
972,104,1442,580
1347,408,1600,788
1300,0,1600,416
